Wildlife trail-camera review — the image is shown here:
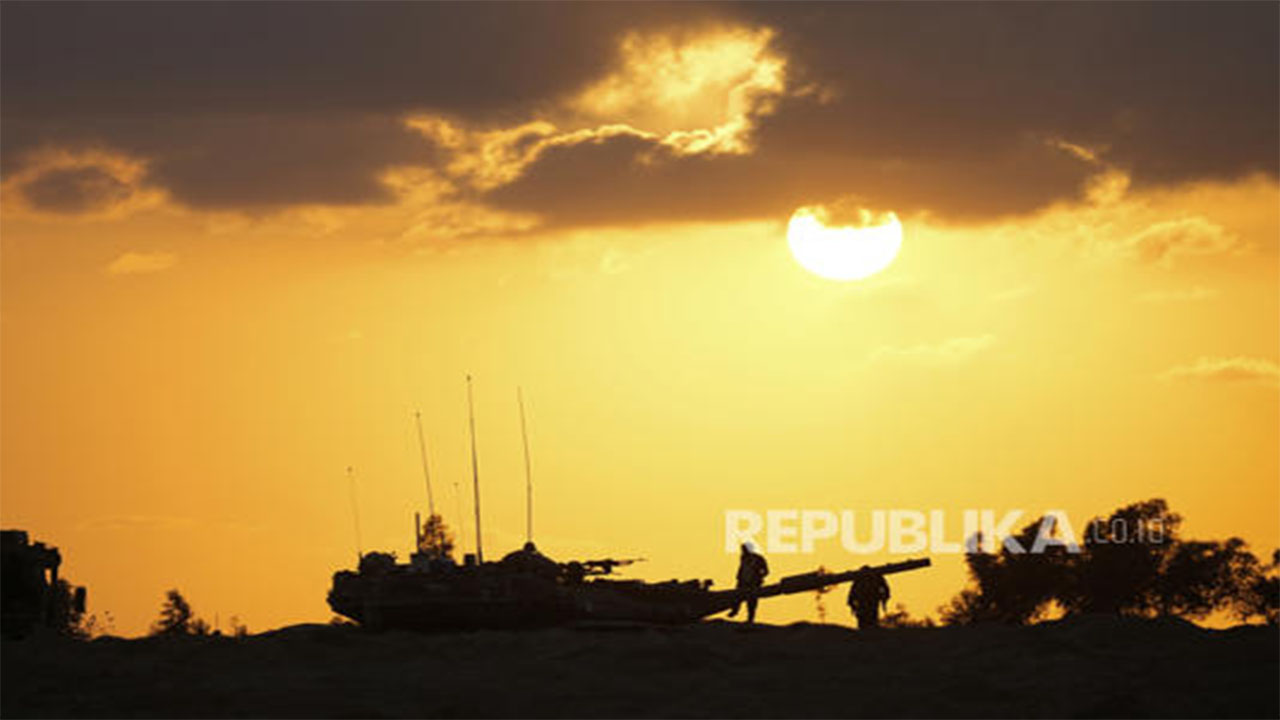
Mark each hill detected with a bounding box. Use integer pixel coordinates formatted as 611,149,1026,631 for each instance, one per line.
3,616,1276,718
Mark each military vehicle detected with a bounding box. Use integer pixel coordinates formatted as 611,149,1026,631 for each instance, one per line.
328,377,929,630
327,544,929,631
1,529,86,638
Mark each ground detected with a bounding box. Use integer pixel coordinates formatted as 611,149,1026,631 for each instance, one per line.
3,616,1277,718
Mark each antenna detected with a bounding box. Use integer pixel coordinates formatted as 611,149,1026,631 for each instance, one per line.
466,375,484,563
454,479,467,557
517,387,534,545
414,410,436,517
346,466,363,563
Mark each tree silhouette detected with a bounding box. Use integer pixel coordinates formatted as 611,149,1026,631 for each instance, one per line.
1153,538,1259,619
151,589,209,636
418,513,455,560
1060,499,1180,616
1235,549,1280,625
940,498,1278,626
939,515,1074,624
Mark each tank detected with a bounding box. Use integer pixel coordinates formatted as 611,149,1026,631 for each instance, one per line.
327,543,930,631
334,381,931,631
1,529,86,638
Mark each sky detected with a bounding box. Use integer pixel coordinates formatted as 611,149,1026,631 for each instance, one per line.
2,2,1277,636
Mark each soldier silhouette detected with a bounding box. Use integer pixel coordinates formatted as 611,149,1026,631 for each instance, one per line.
727,541,769,624
847,565,890,629
499,541,560,580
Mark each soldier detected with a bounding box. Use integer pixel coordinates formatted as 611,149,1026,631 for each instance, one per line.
500,541,560,580
846,565,890,629
727,541,769,624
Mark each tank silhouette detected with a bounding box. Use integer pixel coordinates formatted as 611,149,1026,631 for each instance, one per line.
327,544,930,631
1,529,86,638
332,383,930,630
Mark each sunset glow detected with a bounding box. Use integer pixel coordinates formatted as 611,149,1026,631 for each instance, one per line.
1,3,1276,644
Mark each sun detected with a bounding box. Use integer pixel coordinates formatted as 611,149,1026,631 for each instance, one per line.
786,205,903,281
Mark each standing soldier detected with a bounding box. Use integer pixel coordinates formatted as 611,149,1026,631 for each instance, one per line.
728,542,769,624
847,565,890,629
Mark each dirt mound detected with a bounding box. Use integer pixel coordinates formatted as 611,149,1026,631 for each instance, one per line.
3,619,1276,718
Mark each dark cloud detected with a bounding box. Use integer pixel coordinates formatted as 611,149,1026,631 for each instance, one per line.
2,2,1274,222
4,113,434,210
486,111,1092,226
0,2,721,119
747,2,1279,189
491,2,1277,227
0,2,724,211
145,115,426,210
20,166,133,214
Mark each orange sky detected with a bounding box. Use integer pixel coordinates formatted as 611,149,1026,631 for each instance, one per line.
2,4,1277,636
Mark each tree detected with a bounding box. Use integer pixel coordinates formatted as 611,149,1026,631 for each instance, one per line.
1059,499,1181,616
939,516,1074,625
940,498,1275,627
151,589,209,636
1234,549,1280,625
418,513,455,560
1152,537,1258,620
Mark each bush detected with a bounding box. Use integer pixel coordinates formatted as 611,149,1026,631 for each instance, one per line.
940,498,1277,626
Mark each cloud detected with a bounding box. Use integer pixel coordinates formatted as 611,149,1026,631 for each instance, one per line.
870,335,997,366
5,149,163,219
0,3,722,214
400,23,794,218
566,25,787,156
1,3,1274,225
742,2,1277,190
4,114,433,212
75,514,263,534
105,251,177,276
975,169,1273,271
485,3,1277,230
1161,357,1280,388
1124,217,1243,267
480,3,1278,229
75,515,199,532
21,166,131,213
1,3,713,119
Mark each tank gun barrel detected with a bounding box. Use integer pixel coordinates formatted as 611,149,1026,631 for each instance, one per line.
675,557,932,620
760,557,931,599
571,558,647,576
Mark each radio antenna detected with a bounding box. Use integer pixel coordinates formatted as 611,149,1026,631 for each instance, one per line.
414,410,436,517
454,478,467,556
466,375,484,563
518,387,534,545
